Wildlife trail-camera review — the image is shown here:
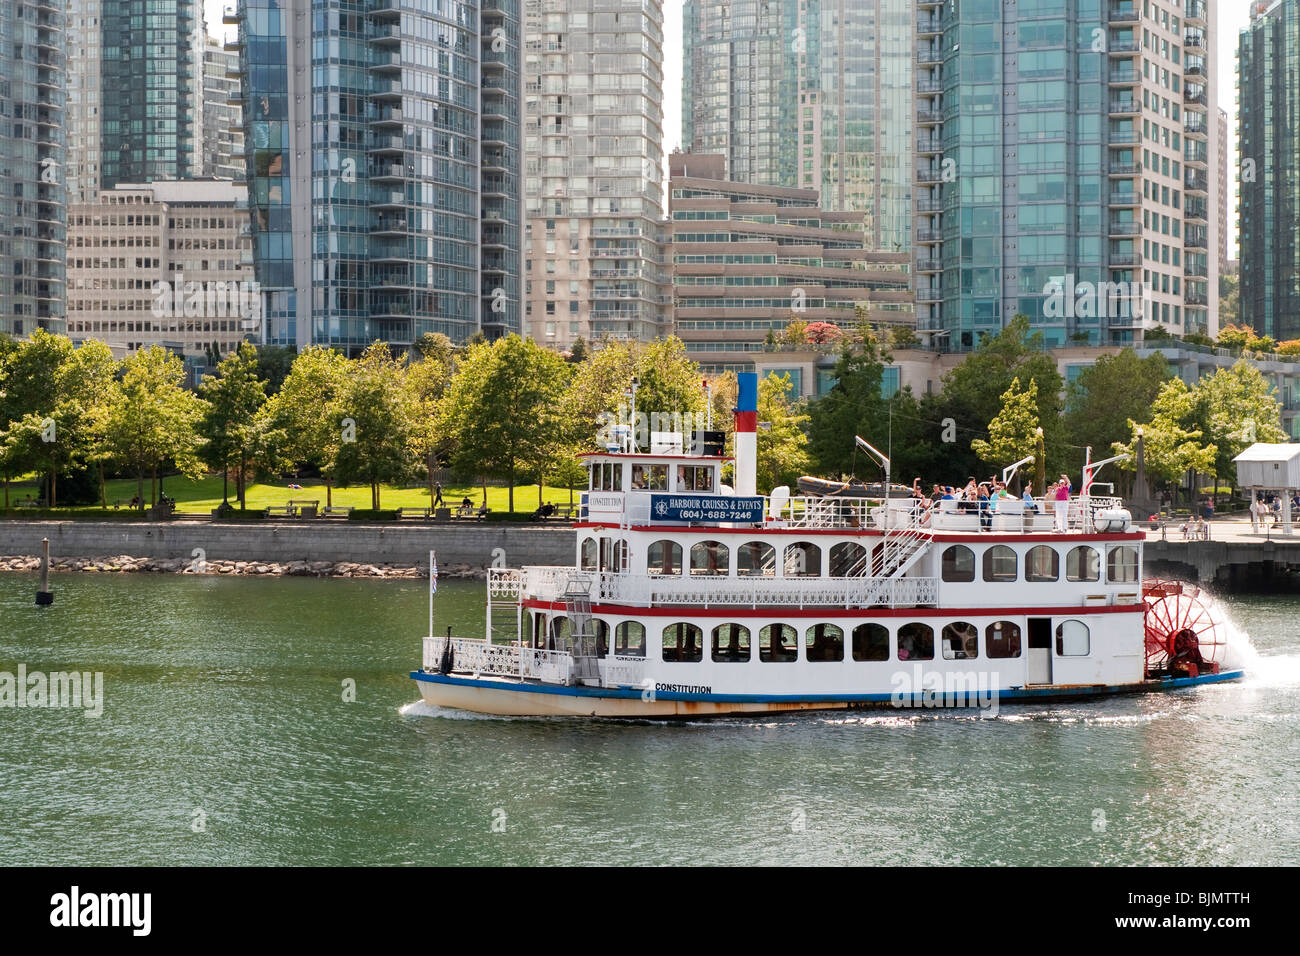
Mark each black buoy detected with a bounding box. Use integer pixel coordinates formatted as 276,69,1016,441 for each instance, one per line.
36,537,53,605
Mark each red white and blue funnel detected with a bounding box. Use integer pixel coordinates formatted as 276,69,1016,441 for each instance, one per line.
734,372,758,496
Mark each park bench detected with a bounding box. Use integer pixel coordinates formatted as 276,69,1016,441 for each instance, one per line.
453,505,490,521
397,507,431,520
322,506,352,518
288,498,320,518
15,499,46,510
265,505,298,518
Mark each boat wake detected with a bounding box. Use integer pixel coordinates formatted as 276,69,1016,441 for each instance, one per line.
398,699,530,721
1199,593,1300,687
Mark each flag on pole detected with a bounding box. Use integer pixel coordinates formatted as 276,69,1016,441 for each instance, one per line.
430,552,438,595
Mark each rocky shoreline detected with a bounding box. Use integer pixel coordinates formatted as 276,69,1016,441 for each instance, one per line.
0,553,485,579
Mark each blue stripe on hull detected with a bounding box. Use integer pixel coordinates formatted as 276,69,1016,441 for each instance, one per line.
409,668,1245,708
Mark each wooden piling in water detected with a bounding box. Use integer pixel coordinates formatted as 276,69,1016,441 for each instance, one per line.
36,537,53,605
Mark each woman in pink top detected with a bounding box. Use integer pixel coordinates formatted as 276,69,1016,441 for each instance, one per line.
1053,475,1071,531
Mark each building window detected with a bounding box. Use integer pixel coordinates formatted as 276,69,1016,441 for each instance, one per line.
852,623,890,661
805,624,844,662
1066,546,1100,581
759,624,798,662
986,621,1022,658
1026,546,1059,582
662,623,703,662
647,540,682,575
942,621,979,660
712,624,751,662
1107,546,1139,583
942,545,976,582
982,545,1018,582
1056,620,1090,656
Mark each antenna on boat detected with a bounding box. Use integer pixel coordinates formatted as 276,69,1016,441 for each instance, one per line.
1002,454,1035,487
854,435,892,517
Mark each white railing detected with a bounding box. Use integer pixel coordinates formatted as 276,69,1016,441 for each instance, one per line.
488,568,524,598
422,636,575,683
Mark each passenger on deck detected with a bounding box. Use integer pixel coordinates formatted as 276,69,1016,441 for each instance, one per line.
1053,476,1071,532
1022,486,1037,513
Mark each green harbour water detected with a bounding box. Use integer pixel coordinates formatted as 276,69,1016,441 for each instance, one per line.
0,572,1296,866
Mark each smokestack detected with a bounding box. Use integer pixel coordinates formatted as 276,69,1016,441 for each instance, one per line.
734,372,758,496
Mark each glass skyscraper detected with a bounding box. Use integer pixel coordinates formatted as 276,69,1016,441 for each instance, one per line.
1238,0,1300,342
231,0,523,350
914,0,1218,349
1,0,67,337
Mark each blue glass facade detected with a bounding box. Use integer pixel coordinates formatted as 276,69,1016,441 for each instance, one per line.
1,0,67,337
235,0,522,350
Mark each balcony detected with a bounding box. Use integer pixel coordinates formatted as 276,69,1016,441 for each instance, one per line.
370,217,408,235
1108,37,1140,54
916,287,942,303
1185,172,1208,193
370,190,405,209
916,107,941,125
1108,160,1142,176
370,24,400,45
1109,97,1140,115
1108,129,1138,144
917,79,943,94
1184,33,1205,52
916,228,942,243
1185,1,1206,26
916,167,943,184
1184,232,1208,250
1185,261,1208,278
368,134,405,153
918,15,943,36
917,47,944,65
1108,191,1140,206
369,51,402,72
1185,116,1209,137
1184,199,1209,222
371,106,403,126
369,78,402,100
1108,221,1141,236
1109,252,1140,267
1108,69,1138,86
916,197,943,213
915,258,941,273
1108,5,1139,23
1185,292,1208,306
370,163,409,181
1184,88,1207,107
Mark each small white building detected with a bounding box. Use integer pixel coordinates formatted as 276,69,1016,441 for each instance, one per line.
1233,442,1300,533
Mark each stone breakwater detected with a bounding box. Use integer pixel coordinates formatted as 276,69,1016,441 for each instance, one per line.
0,553,486,579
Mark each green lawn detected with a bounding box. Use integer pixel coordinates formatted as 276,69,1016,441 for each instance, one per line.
8,474,581,515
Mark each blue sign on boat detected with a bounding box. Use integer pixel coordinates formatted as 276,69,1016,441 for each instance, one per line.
650,494,765,523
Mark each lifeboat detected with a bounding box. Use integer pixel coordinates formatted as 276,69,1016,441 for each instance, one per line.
797,476,913,498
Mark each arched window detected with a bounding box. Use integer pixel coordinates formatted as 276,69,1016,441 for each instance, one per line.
783,542,822,576
580,537,598,571
614,621,645,658
1066,546,1100,582
852,623,890,661
1107,546,1139,583
1026,545,1059,582
982,545,1017,582
829,542,868,577
942,621,979,660
711,623,751,662
549,616,571,651
594,619,609,657
805,624,844,662
690,540,730,575
1056,620,1090,656
986,620,1022,658
647,539,682,575
736,541,776,576
941,545,975,582
897,622,934,661
759,624,798,662
662,623,703,662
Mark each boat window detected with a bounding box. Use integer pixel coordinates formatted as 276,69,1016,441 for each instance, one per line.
1107,546,1139,583
614,621,645,657
1056,620,1090,656
736,541,776,576
662,623,703,663
647,539,682,575
759,624,798,662
521,612,533,647
986,620,1022,658
1026,545,1059,582
942,621,979,660
941,545,975,582
591,462,624,491
594,619,609,657
897,623,934,661
1066,546,1100,582
982,545,1017,582
852,623,890,661
530,611,546,648
711,624,751,662
829,542,868,577
784,541,822,576
676,464,713,491
805,623,844,662
599,537,626,573
690,540,729,575
630,464,668,490
549,616,571,652
580,537,598,571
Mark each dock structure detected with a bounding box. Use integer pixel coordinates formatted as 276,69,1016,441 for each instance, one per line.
1145,519,1300,587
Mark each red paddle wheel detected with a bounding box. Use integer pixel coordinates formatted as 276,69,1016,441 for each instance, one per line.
1141,579,1226,678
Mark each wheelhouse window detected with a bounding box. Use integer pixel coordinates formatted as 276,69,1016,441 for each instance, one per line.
829,542,867,577
1066,546,1100,582
737,541,776,576
986,620,1022,658
1026,545,1059,582
676,464,714,491
711,624,750,662
690,540,729,575
897,622,934,661
759,624,798,662
783,541,822,577
629,463,667,490
647,539,682,575
982,545,1017,582
941,545,975,582
1107,546,1139,583
942,621,979,660
1056,620,1090,656
580,536,598,571
662,623,703,662
805,624,844,662
614,621,645,657
852,623,890,661
590,462,623,491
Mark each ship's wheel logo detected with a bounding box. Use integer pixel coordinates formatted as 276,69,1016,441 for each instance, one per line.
654,500,668,517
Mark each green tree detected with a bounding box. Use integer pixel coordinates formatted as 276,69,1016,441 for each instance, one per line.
0,329,72,505
199,342,268,509
806,341,892,478
405,339,455,505
258,346,350,507
1063,349,1172,468
755,372,811,492
253,344,298,395
1191,360,1287,487
438,335,571,512
333,342,416,510
105,346,206,511
1113,378,1216,487
970,376,1040,476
